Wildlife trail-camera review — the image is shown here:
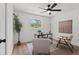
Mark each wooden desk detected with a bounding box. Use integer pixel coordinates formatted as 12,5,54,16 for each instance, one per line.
34,33,53,43
34,33,52,38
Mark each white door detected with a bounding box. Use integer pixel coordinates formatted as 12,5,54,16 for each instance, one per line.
0,3,6,55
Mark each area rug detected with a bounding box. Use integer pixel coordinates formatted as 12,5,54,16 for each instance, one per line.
27,41,79,55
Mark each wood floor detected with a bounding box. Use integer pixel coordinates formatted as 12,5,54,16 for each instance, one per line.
12,41,79,55
12,43,30,55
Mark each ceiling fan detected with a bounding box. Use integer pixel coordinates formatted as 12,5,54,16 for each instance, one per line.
39,3,61,15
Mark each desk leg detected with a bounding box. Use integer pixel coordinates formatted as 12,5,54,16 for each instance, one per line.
56,39,61,47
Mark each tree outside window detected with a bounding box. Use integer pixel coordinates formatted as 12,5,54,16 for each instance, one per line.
31,19,41,29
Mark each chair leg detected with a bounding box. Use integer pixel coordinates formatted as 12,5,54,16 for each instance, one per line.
56,39,61,47
70,43,74,49
56,43,59,47
68,44,73,53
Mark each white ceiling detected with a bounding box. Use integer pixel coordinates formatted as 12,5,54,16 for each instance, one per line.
13,3,79,17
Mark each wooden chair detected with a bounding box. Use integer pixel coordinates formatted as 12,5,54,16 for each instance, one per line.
56,35,74,53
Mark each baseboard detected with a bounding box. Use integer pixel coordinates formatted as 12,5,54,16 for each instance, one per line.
26,41,32,43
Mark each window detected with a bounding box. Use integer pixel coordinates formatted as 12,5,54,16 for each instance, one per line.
31,19,41,29
59,20,72,34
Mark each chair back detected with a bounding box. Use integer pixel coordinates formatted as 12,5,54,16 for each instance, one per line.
33,38,50,54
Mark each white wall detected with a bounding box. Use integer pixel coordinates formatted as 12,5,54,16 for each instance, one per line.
51,9,79,46
6,3,13,55
14,11,51,44
14,5,79,47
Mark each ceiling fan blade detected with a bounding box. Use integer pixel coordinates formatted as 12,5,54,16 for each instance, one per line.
51,9,61,11
39,7,47,10
51,3,57,8
40,10,47,13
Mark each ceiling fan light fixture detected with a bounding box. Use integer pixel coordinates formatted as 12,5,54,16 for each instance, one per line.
47,11,51,13
49,12,51,15
39,3,61,15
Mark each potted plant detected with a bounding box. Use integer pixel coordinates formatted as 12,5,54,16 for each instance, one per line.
13,14,22,45
38,30,42,35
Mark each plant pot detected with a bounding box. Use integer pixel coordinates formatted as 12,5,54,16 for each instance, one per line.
17,41,21,46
